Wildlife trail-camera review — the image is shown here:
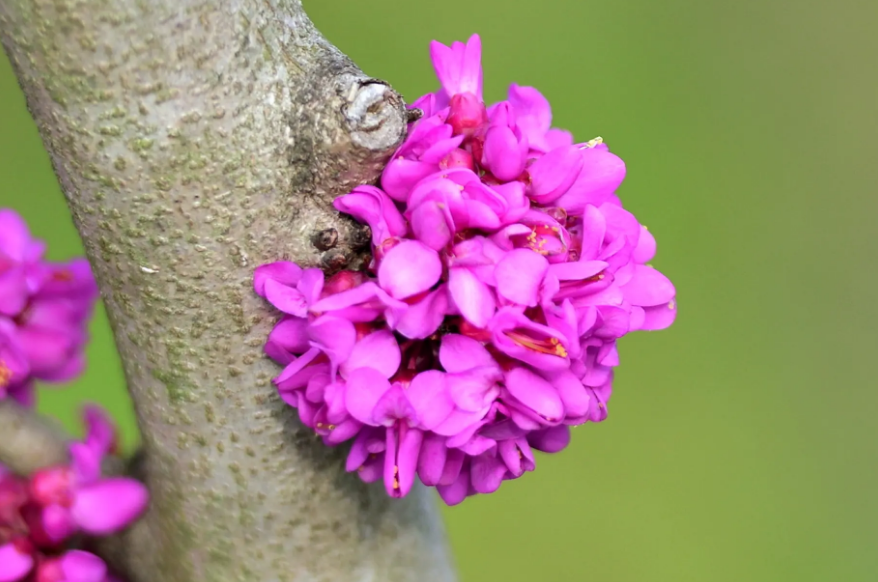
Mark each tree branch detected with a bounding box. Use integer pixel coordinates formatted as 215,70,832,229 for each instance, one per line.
0,401,69,475
0,1,456,581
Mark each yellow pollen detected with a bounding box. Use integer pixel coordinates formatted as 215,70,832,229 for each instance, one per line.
582,136,604,148
668,300,676,310
0,359,11,389
458,184,464,191
551,226,560,232
393,466,400,490
598,274,605,280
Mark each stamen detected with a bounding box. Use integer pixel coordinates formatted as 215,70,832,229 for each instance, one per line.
505,330,568,357
393,466,400,490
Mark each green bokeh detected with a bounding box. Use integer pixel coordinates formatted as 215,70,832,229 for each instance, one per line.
2,0,876,580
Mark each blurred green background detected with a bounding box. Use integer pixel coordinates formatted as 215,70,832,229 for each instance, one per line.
2,0,876,580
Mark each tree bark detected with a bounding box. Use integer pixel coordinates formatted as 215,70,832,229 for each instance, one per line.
0,1,456,581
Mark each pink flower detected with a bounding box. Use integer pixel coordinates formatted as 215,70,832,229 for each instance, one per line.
30,408,148,542
430,34,483,105
254,34,676,504
346,370,453,497
33,551,108,582
0,408,145,582
0,210,99,389
0,210,46,317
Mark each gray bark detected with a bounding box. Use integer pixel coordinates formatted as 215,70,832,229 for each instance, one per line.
0,1,456,581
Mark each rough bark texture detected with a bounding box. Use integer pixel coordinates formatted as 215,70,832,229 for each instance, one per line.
0,1,457,581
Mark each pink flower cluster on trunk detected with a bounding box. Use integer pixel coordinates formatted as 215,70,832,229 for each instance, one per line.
254,34,676,504
0,210,99,407
0,408,147,582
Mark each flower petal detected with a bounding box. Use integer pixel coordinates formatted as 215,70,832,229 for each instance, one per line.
407,370,454,429
341,330,401,380
494,249,548,307
60,550,107,582
417,433,448,486
344,367,392,425
396,286,449,340
448,267,495,328
253,262,303,297
0,542,34,582
621,265,676,306
71,478,149,535
527,425,571,453
439,334,495,372
505,367,564,422
378,241,442,300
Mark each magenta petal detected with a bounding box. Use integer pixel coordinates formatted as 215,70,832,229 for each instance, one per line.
447,368,501,412
0,209,32,256
548,370,591,419
554,147,626,214
0,542,34,582
0,268,27,316
432,408,488,437
42,503,76,542
71,478,149,535
505,367,564,422
341,330,401,380
308,315,356,371
410,201,453,251
495,249,548,307
470,453,506,494
527,425,571,453
448,267,495,328
638,301,677,330
633,226,656,263
345,429,373,472
274,348,321,390
396,286,448,340
483,126,527,181
394,426,423,498
407,370,454,430
621,265,676,306
508,84,552,146
418,433,448,486
382,158,438,201
527,145,584,204
253,262,303,297
373,385,417,426
378,241,442,300
439,334,495,372
344,367,392,425
264,279,308,317
437,466,471,506
265,317,309,364
60,550,107,582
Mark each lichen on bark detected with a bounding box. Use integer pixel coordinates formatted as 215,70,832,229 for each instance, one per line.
0,1,455,580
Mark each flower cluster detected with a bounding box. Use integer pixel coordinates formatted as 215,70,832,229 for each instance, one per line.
0,210,99,406
0,407,148,582
254,34,676,504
